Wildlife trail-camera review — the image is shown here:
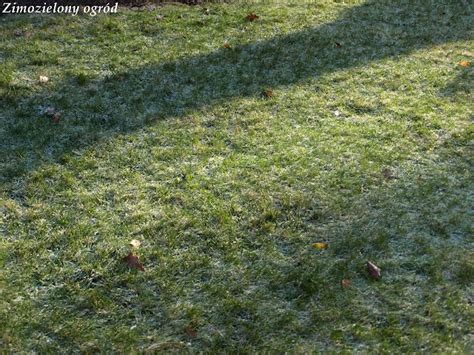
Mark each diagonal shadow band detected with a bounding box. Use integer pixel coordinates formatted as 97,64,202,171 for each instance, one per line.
0,0,472,187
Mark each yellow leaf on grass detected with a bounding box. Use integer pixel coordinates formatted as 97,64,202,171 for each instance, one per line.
262,89,273,98
38,75,49,84
341,279,351,288
129,239,141,248
312,242,328,250
459,60,471,68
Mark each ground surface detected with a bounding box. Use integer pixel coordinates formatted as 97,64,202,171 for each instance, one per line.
1,0,473,352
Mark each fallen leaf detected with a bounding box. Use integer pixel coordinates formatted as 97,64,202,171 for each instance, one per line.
223,43,231,49
123,252,145,271
185,325,197,338
39,75,49,84
459,60,470,68
129,239,141,248
245,13,259,21
52,112,61,123
367,261,381,280
312,242,328,250
262,89,273,98
341,279,351,288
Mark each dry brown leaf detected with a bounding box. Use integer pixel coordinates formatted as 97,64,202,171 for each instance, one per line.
42,106,61,123
223,43,231,49
52,112,61,123
245,13,259,21
459,60,471,68
123,252,145,271
367,261,381,280
185,325,197,338
312,242,328,250
129,239,141,248
341,279,351,288
262,89,273,98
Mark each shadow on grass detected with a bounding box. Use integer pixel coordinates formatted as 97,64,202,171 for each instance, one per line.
1,0,472,187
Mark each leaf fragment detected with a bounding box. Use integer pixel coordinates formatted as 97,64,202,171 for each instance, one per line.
223,43,231,49
39,75,49,84
52,112,61,123
245,13,259,21
185,325,197,338
459,60,471,68
341,279,351,288
123,252,145,271
129,239,141,248
367,261,381,280
312,242,328,250
262,89,273,98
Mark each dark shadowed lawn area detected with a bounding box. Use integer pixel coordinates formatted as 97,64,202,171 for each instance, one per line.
1,0,473,352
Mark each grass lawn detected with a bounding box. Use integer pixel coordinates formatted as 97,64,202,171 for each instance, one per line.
1,0,473,352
